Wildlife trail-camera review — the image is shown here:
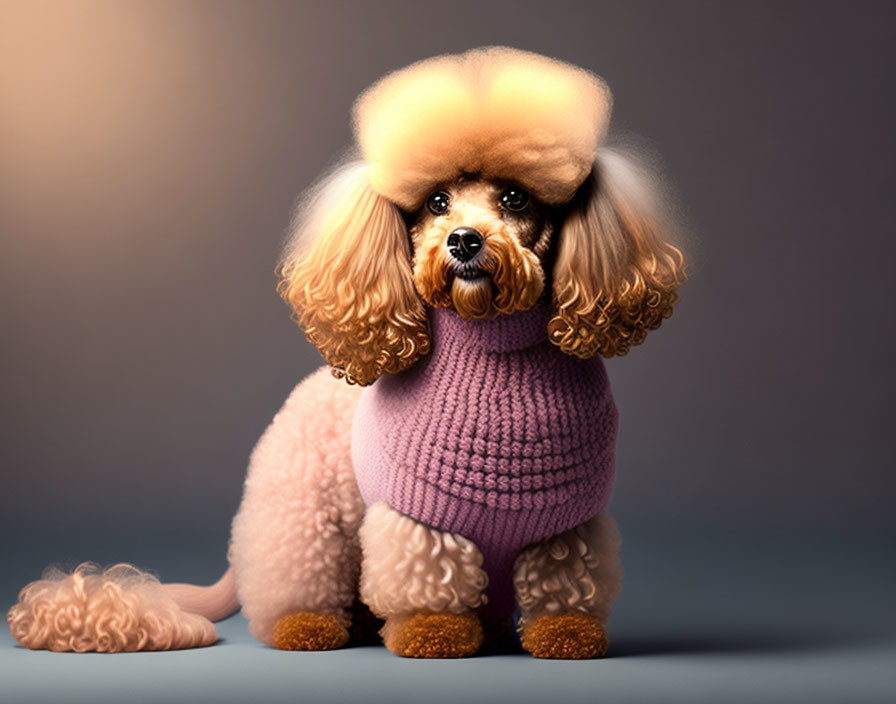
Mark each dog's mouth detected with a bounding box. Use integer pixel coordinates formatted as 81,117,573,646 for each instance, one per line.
414,225,544,319
453,265,488,282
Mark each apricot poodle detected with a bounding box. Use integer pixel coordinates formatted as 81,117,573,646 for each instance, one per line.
8,47,685,659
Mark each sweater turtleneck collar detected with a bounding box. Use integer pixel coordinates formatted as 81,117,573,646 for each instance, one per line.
428,298,552,353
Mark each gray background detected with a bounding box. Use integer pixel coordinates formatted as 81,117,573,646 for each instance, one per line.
1,1,894,702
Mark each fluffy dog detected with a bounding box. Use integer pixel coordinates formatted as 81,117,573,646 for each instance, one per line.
8,47,685,659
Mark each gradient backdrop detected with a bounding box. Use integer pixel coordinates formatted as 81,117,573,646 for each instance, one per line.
1,2,894,703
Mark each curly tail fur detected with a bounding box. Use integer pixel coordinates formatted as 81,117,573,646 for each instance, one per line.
7,562,239,652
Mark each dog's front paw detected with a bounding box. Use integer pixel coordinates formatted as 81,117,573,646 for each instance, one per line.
272,612,349,651
520,613,609,659
382,612,483,658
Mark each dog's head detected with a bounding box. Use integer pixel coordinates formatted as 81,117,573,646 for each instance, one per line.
278,48,686,385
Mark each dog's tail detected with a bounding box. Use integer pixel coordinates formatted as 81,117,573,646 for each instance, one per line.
7,562,239,652
161,567,239,622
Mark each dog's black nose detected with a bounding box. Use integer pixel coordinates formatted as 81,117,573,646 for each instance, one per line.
446,228,483,263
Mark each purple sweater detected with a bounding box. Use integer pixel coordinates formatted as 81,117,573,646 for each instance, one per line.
351,300,618,620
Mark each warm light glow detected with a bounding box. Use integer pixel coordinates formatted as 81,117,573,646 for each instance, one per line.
0,2,213,237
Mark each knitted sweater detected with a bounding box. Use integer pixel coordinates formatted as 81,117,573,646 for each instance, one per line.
350,300,618,620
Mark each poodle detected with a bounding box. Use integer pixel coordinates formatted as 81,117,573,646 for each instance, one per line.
7,47,686,658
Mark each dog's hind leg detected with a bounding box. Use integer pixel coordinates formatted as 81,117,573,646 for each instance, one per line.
513,512,623,659
229,367,366,650
358,502,488,658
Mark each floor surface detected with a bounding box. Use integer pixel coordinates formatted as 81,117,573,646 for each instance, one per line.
3,523,893,704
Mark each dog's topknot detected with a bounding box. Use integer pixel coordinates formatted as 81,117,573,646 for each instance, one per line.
353,47,611,211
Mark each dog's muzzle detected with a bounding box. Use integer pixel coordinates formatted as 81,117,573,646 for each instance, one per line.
446,227,483,263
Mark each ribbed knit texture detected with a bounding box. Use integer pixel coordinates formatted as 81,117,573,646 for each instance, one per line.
351,300,618,619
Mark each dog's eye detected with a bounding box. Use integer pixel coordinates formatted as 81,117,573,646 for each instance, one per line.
499,187,529,212
426,191,451,215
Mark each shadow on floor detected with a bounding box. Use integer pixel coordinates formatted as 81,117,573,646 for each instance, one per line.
609,631,881,657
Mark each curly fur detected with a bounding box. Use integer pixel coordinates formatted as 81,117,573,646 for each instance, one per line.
7,563,216,652
354,47,611,210
549,149,687,357
228,367,366,644
281,49,684,379
277,162,431,386
359,503,488,618
513,512,622,629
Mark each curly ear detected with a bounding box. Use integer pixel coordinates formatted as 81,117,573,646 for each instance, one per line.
549,148,687,358
277,161,430,385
